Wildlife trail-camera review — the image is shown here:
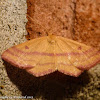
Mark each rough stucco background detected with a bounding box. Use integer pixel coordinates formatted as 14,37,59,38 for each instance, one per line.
74,0,100,51
26,0,75,39
0,0,100,100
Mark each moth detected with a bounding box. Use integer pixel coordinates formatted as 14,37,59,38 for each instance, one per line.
1,35,100,77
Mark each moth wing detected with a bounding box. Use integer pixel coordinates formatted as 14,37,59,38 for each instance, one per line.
27,42,57,77
55,37,82,77
2,36,57,77
56,36,100,73
1,37,49,69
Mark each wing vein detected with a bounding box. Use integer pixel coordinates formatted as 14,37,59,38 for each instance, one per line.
56,39,78,69
60,38,91,67
32,41,50,68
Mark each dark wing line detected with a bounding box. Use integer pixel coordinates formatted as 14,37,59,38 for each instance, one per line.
11,46,93,56
15,38,47,65
2,54,34,69
5,49,36,62
29,37,47,54
56,39,81,70
5,38,48,68
59,38,91,66
31,40,50,68
9,38,43,66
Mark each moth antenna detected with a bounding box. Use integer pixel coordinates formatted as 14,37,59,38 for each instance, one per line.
27,15,53,36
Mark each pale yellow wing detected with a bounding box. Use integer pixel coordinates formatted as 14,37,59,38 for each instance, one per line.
2,37,49,68
56,36,100,77
2,35,100,77
27,39,57,77
2,36,57,77
55,37,82,77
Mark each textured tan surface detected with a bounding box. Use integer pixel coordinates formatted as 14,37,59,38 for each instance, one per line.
74,0,100,50
0,0,100,100
26,0,75,39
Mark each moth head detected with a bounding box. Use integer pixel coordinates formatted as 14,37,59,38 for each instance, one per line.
48,35,56,44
